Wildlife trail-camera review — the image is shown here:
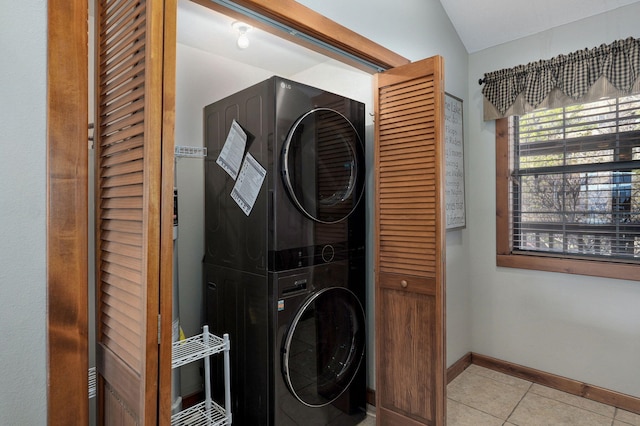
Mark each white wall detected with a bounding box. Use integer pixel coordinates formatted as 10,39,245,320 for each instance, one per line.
0,1,47,424
467,3,640,397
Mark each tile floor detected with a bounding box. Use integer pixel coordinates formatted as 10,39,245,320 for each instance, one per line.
358,364,640,425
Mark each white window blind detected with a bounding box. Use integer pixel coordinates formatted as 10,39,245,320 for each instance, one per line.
511,94,640,260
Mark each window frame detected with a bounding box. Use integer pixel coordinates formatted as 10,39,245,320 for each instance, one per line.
495,117,640,281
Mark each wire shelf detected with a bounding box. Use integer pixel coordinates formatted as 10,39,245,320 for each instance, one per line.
171,326,231,425
171,399,231,426
172,332,227,369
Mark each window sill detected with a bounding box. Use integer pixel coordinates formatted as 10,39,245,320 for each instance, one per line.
496,253,640,282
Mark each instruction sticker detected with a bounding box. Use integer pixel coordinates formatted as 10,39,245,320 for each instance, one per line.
231,153,266,216
216,119,247,180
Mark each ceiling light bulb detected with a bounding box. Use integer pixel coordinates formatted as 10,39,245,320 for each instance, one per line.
232,21,252,50
237,33,250,49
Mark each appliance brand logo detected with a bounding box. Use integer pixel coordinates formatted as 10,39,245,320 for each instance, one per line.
280,81,292,90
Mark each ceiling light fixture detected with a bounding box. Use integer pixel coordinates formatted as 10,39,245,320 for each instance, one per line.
232,21,252,49
210,0,385,72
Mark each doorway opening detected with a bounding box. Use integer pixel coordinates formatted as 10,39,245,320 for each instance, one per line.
174,0,376,402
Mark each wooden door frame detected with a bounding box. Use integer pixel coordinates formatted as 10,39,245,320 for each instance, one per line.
46,0,410,423
47,0,89,424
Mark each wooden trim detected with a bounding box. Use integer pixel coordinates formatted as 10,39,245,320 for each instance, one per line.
158,0,178,423
349,352,640,417
142,0,167,422
495,117,510,255
495,117,640,282
182,390,205,409
447,352,472,384
497,253,640,282
366,388,376,407
189,0,409,72
472,353,640,415
47,0,89,424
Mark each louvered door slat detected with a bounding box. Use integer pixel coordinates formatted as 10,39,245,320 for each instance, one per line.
102,241,141,258
95,0,173,422
100,36,146,81
102,272,143,299
101,63,145,97
101,25,147,68
100,49,146,88
379,144,434,158
101,196,143,210
375,56,446,425
102,171,144,188
101,117,145,145
101,322,140,359
99,3,145,47
101,159,144,178
101,80,145,114
102,135,144,157
101,0,136,25
102,146,143,167
102,183,144,199
102,280,143,308
101,296,141,333
381,94,435,112
103,248,143,269
101,219,144,235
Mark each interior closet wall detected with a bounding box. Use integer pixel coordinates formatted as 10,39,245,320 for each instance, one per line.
467,3,640,398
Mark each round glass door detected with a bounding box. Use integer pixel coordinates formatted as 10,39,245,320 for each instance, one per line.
282,108,365,224
282,287,365,407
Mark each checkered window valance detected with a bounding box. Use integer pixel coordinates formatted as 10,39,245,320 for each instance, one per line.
480,37,640,120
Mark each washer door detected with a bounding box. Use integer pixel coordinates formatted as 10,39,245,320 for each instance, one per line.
282,108,365,224
282,287,365,407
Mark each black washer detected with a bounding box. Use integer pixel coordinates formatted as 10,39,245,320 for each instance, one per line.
282,287,366,407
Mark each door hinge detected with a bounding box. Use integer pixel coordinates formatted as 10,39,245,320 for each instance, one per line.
158,314,161,344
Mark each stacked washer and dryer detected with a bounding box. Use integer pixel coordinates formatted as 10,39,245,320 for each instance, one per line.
203,76,367,425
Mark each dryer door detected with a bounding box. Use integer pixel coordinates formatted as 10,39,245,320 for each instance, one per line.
282,287,365,407
282,108,365,224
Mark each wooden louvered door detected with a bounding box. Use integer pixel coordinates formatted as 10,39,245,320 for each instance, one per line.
94,0,175,424
374,56,446,425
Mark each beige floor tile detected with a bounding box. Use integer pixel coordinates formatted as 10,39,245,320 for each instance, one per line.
465,364,532,391
448,370,529,419
616,408,640,425
508,392,612,426
529,384,615,417
447,399,504,426
356,414,376,425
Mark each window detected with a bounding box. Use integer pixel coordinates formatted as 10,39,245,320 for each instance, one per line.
496,95,640,281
